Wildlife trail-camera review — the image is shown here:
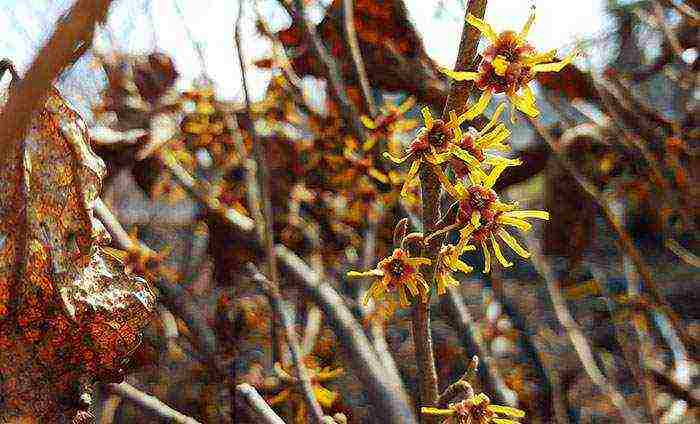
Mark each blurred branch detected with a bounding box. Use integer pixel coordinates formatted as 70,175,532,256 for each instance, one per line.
529,118,697,360
158,149,416,423
248,263,325,423
276,245,418,424
445,287,516,407
647,367,700,408
236,383,286,424
525,239,640,423
94,198,225,378
289,0,367,143
590,264,659,423
108,382,202,424
0,0,113,159
341,0,377,116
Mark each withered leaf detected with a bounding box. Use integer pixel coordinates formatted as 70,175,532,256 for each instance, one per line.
0,87,156,422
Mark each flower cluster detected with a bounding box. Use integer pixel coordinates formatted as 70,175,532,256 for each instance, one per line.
441,7,578,121
347,8,565,321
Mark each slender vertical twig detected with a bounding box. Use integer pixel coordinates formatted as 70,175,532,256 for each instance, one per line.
530,118,696,360
289,0,367,143
413,1,489,418
341,0,377,116
525,239,640,423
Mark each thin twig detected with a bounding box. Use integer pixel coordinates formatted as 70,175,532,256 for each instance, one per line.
436,356,478,407
249,263,325,424
108,382,202,424
647,367,700,408
341,0,377,116
236,383,286,424
590,264,659,423
0,0,113,159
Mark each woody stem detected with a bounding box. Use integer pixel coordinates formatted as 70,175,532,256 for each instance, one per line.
413,0,488,422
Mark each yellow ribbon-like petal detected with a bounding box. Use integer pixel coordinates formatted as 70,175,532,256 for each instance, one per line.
440,67,480,82
466,13,498,43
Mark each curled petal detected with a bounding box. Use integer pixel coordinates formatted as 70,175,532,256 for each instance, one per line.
532,49,579,73
491,234,514,267
518,6,536,42
464,89,494,120
466,13,498,43
383,151,413,164
479,102,508,136
481,240,492,274
497,215,533,232
369,168,390,184
397,286,411,307
421,407,456,417
406,257,432,267
400,159,422,197
522,49,557,66
440,67,480,82
508,91,540,119
483,163,511,189
507,210,550,220
361,115,378,129
397,96,417,114
498,228,531,258
478,125,511,150
421,106,434,129
489,404,527,418
347,269,384,278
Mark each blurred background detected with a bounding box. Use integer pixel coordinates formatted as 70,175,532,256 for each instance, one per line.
1,0,697,423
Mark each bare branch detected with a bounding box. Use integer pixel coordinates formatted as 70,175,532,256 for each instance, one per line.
342,0,377,116
236,383,286,424
289,0,367,143
108,382,202,424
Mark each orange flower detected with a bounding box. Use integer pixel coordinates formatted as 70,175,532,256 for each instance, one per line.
383,107,459,196
347,248,431,310
441,8,578,121
422,393,525,424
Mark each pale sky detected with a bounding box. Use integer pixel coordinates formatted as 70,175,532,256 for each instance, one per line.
0,0,611,110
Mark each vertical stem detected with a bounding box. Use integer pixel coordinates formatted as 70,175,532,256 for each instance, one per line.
413,1,488,419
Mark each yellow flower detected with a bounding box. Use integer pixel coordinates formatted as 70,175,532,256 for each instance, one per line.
347,248,431,310
434,244,476,295
447,104,521,185
422,393,525,424
383,106,459,196
441,8,578,121
447,181,549,274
